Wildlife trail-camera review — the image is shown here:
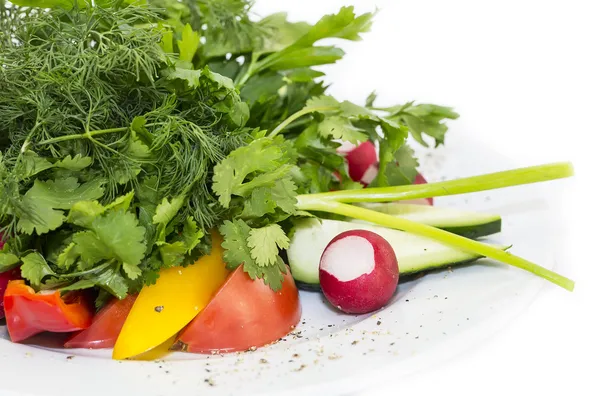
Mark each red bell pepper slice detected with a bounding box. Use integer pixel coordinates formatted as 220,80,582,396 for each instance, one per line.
64,294,137,349
3,280,94,343
176,265,302,354
0,268,21,319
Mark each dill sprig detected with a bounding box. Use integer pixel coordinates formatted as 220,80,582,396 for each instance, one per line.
0,3,249,293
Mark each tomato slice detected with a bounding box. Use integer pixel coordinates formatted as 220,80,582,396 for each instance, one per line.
64,294,137,349
176,265,302,354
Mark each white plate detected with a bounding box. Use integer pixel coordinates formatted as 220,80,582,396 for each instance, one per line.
0,129,567,396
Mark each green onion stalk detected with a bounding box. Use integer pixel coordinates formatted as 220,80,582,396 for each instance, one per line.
296,162,575,291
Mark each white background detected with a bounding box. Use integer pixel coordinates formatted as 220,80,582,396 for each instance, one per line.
254,0,599,395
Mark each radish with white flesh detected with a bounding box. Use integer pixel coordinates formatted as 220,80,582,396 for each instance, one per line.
342,141,433,204
319,230,399,314
346,141,378,185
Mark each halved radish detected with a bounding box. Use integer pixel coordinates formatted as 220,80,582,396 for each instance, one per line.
319,230,398,314
410,172,434,206
345,141,378,185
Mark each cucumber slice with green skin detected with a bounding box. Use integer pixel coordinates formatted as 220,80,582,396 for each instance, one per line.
287,218,510,288
353,203,502,239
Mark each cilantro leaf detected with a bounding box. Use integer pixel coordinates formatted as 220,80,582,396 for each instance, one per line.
94,265,129,299
57,242,78,270
54,155,93,171
153,195,185,244
181,217,204,254
91,210,146,275
0,252,20,272
21,252,55,288
318,116,368,144
23,178,105,210
72,231,111,270
247,224,289,267
213,137,297,208
220,219,255,271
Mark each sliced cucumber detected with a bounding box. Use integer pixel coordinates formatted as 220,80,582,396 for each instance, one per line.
287,218,509,288
353,203,501,239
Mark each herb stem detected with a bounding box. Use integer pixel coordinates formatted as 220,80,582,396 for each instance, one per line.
302,162,574,203
296,197,575,291
37,123,159,145
58,260,113,278
269,106,338,138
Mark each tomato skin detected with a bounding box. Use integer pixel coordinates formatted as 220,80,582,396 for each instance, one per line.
3,281,93,343
64,294,137,349
177,265,301,354
0,268,21,319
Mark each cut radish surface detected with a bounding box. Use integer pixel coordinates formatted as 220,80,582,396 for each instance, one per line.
346,141,378,185
319,230,398,314
320,236,376,282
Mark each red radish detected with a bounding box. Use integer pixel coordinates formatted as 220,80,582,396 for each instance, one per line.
412,172,434,205
345,141,378,185
319,230,398,314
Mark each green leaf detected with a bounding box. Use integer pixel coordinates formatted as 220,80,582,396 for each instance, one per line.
285,68,325,83
160,29,174,54
220,220,285,291
270,178,298,214
17,201,65,235
23,177,105,210
67,201,105,228
384,145,420,186
105,191,135,212
153,195,185,243
213,137,297,208
257,12,312,54
240,188,277,218
220,219,254,272
159,242,187,268
91,210,146,269
60,279,97,293
95,265,129,299
17,151,54,180
267,46,345,71
0,252,20,272
21,252,55,287
291,6,373,48
122,262,142,280
318,116,368,144
54,155,93,171
177,24,200,63
247,224,289,267
57,242,78,270
9,0,85,10
181,217,204,254
72,231,111,270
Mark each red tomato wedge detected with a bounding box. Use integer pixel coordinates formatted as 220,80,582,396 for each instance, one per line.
176,265,301,354
64,294,137,349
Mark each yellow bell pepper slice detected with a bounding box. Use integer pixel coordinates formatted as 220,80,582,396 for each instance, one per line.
132,335,178,361
112,233,229,360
